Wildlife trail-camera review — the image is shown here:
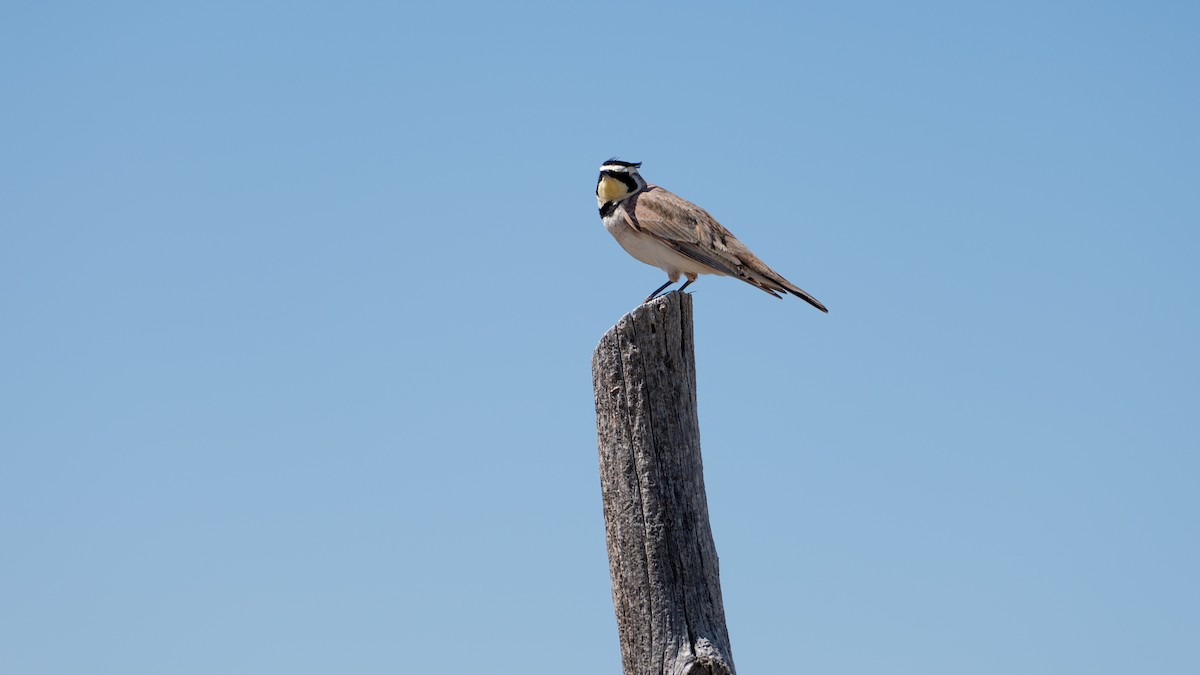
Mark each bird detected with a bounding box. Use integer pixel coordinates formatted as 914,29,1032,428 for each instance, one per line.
596,159,828,312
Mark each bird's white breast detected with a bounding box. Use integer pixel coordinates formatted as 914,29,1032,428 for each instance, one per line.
602,209,721,279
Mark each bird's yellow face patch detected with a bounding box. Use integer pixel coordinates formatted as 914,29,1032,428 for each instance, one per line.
597,174,632,203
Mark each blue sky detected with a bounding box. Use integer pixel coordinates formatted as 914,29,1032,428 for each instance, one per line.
2,2,1197,673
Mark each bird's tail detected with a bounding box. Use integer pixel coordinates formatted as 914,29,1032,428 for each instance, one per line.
752,274,828,313
741,267,829,313
784,284,828,313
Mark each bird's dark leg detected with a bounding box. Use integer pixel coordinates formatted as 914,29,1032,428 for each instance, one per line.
676,278,694,293
644,279,676,303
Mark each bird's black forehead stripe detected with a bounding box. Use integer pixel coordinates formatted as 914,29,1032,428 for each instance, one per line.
603,158,642,168
599,170,639,192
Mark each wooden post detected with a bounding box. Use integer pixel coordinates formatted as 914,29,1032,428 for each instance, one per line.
591,291,735,675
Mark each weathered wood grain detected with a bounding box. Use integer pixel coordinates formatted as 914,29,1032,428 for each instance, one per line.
592,291,735,675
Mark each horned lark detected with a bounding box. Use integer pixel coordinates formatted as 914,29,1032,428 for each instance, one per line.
596,159,828,312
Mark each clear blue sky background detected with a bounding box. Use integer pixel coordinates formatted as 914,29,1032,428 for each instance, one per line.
3,2,1197,674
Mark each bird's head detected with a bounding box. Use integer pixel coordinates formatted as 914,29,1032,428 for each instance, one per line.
596,159,647,208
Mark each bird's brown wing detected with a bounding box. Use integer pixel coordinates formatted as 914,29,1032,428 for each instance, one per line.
629,186,764,280
629,185,828,306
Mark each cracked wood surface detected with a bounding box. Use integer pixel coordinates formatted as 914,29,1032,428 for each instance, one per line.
592,292,735,675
